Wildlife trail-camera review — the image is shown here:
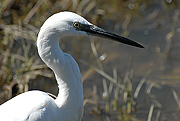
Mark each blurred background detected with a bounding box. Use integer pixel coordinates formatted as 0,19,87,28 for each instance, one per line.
0,0,180,120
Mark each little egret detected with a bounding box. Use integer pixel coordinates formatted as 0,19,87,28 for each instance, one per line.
0,11,144,121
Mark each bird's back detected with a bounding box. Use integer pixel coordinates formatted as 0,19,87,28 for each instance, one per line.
0,91,57,121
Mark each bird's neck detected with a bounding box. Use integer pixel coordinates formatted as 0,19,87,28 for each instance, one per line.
37,32,84,120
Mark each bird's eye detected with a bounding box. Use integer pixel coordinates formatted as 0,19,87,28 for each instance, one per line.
73,22,80,28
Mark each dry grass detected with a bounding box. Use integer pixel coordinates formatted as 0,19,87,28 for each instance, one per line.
1,0,180,121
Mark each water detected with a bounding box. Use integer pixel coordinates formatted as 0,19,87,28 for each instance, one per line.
1,1,180,120
28,11,180,120
80,12,180,120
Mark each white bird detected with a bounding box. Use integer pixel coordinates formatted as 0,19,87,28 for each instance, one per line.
0,11,144,121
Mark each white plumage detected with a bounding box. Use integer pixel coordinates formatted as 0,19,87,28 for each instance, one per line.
0,11,143,121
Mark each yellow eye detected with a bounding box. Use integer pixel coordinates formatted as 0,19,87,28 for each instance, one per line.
73,22,80,28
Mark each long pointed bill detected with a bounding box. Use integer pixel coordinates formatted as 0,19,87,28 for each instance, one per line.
82,24,144,48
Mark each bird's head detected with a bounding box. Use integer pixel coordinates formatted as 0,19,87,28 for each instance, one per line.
39,11,144,48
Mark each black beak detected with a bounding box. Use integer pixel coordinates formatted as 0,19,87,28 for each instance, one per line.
82,24,144,48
